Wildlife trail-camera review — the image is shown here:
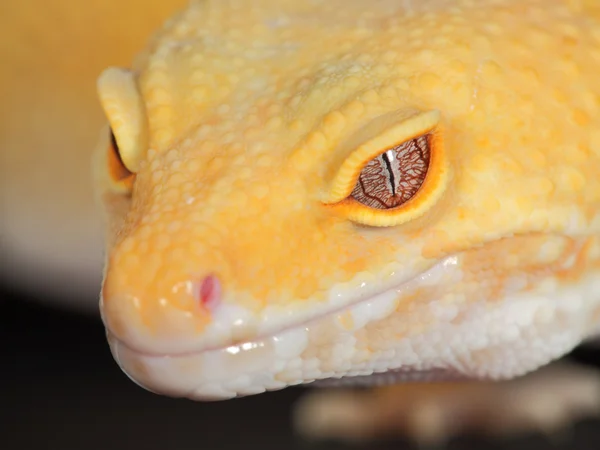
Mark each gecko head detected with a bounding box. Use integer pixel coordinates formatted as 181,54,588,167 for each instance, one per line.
94,2,600,400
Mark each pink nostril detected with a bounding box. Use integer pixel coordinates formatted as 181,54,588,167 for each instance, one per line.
196,274,221,310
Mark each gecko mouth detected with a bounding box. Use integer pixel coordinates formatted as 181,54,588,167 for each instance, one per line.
106,234,600,401
106,255,461,400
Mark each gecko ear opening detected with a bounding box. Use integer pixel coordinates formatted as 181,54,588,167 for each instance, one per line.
97,67,148,174
323,110,449,227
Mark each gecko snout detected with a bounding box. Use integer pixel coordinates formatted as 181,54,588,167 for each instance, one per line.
100,261,229,356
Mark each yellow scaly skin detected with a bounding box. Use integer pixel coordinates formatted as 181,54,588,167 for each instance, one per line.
95,0,600,404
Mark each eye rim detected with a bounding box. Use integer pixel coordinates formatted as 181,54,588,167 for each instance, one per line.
107,128,135,193
97,67,148,173
323,110,449,227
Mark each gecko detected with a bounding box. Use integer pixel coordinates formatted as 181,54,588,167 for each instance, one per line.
94,0,600,443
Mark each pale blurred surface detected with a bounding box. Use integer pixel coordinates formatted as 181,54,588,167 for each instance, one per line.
0,0,186,311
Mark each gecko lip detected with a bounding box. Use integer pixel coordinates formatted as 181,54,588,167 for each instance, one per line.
104,256,463,400
106,255,458,359
107,280,412,358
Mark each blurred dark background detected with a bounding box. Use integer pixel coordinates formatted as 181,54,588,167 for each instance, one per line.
3,283,600,450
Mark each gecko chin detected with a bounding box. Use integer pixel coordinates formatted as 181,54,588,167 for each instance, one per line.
105,235,600,401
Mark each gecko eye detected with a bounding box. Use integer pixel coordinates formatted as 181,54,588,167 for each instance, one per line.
350,134,430,209
324,110,449,227
97,67,148,173
107,129,135,192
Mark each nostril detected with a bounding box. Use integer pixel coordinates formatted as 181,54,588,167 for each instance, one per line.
195,274,222,310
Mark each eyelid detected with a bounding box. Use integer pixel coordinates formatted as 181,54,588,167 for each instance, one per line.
334,129,448,227
323,110,441,204
97,67,148,174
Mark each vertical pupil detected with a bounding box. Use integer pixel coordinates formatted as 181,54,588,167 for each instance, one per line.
381,151,396,195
